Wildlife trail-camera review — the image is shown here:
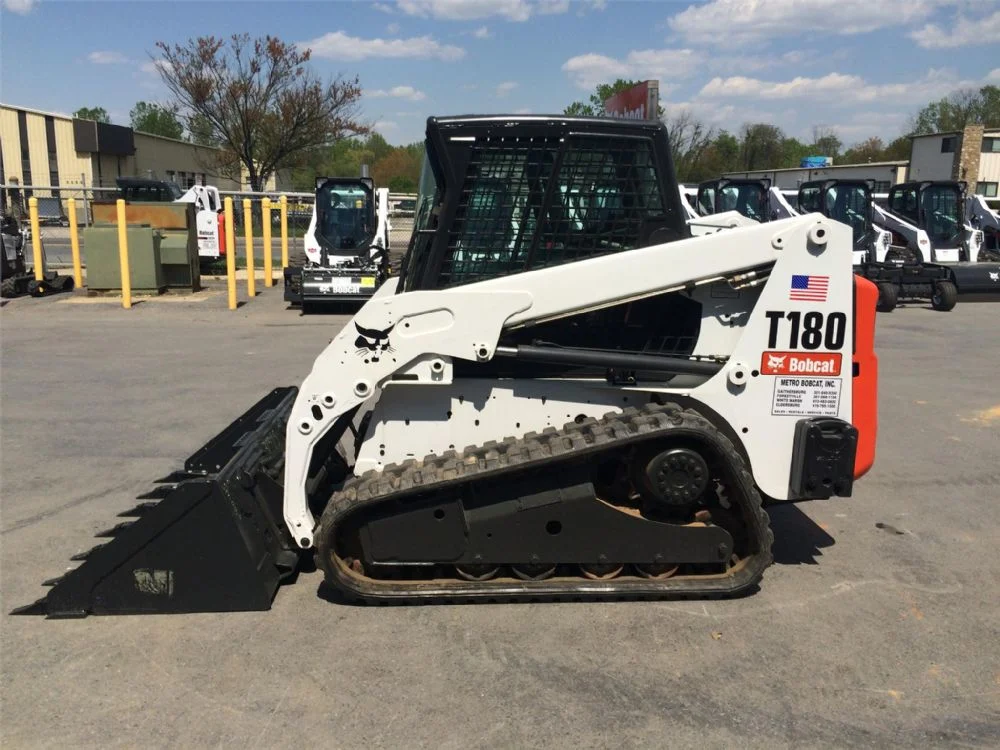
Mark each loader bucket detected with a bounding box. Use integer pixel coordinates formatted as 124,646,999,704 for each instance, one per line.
12,387,301,618
950,262,1000,297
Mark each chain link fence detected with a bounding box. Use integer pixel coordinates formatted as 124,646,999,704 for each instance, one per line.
1,184,415,272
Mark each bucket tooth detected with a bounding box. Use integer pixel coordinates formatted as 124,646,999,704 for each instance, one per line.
10,599,48,616
117,501,159,517
154,471,198,484
95,521,133,538
42,576,66,587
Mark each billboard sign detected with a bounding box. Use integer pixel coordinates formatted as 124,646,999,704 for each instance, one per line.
603,80,660,121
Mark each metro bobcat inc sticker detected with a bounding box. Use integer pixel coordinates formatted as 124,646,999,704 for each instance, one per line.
761,351,842,376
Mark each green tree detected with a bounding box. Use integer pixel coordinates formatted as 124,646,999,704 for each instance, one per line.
779,137,811,168
739,123,785,171
187,114,218,146
563,79,665,118
843,136,885,164
73,106,110,123
910,85,1000,133
882,136,911,161
130,101,184,139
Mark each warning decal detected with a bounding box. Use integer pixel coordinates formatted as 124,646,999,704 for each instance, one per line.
771,377,842,417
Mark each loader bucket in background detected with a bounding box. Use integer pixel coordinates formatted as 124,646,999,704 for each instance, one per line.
12,387,301,618
950,262,1000,297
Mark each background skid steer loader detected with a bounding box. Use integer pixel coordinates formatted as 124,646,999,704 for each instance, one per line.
284,176,391,310
16,115,878,617
797,180,956,312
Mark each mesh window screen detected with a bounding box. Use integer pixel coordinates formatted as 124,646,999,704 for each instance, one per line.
439,135,665,287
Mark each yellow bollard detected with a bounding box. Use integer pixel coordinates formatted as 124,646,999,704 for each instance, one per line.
67,198,83,288
243,198,256,298
115,199,132,309
279,195,289,268
262,197,273,287
28,197,44,282
224,197,237,310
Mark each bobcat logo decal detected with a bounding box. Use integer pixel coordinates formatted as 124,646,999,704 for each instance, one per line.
767,354,787,370
990,271,999,282
354,322,395,363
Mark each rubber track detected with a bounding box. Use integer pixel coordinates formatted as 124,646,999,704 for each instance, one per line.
316,402,774,604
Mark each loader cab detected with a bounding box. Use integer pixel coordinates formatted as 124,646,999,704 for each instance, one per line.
888,181,966,250
400,115,688,292
799,180,873,252
696,179,770,222
314,177,376,254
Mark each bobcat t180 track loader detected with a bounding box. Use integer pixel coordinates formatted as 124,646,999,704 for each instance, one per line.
16,116,878,616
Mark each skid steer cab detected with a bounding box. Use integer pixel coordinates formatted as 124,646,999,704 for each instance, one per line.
17,115,878,618
283,177,391,310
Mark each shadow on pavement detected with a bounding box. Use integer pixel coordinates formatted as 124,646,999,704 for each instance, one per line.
767,503,836,565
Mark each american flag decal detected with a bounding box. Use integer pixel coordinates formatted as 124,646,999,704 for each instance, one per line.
789,274,829,302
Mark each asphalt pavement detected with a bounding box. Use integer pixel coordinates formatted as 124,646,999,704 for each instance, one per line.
1,290,998,748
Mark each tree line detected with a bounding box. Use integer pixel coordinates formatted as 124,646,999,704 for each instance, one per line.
565,79,1000,182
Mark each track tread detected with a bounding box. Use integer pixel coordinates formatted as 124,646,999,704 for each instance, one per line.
316,402,773,604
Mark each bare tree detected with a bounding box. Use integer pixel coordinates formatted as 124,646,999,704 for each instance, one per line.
154,35,368,191
810,125,842,158
665,110,716,181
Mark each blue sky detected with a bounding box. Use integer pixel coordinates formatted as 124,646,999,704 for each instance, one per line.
2,0,998,147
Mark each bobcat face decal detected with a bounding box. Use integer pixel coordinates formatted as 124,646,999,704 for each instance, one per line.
354,322,395,363
989,271,999,282
767,354,787,370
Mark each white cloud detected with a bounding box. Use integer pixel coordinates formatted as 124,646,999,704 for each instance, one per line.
301,31,465,61
698,68,982,107
393,0,600,20
2,0,36,14
495,81,519,97
472,25,491,38
88,50,130,65
373,2,394,13
909,10,1000,49
367,85,427,102
386,22,401,34
374,120,399,133
514,107,533,114
670,0,956,45
988,69,1000,84
398,0,533,21
562,48,700,90
395,0,588,21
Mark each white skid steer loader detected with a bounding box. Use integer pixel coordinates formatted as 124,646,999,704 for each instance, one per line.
284,177,391,309
873,181,1000,303
16,116,878,616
